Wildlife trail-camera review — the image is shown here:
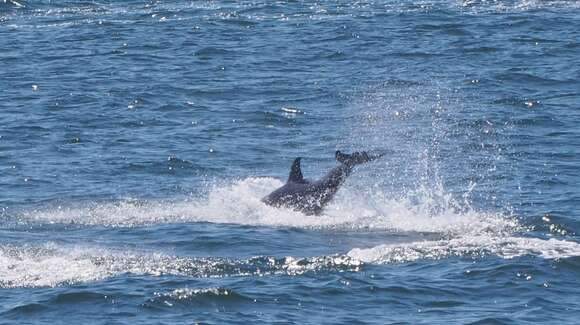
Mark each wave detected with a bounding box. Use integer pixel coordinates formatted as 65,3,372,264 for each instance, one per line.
349,235,580,264
2,235,578,289
0,242,361,288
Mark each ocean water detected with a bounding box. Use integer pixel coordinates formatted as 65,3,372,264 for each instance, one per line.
1,0,580,323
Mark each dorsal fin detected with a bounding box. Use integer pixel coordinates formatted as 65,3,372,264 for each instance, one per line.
288,157,304,183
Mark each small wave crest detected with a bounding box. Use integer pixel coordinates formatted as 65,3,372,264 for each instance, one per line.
145,287,249,309
154,287,240,300
348,236,580,264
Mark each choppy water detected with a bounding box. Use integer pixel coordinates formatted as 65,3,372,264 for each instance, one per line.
1,0,580,324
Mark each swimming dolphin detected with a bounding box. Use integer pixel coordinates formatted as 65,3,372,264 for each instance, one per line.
262,151,383,215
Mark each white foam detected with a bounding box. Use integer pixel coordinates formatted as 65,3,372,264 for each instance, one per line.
20,178,333,228
0,243,115,288
0,243,233,288
348,236,580,263
20,177,518,235
0,242,362,288
3,234,575,288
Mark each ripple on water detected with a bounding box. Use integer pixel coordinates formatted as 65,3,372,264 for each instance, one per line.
144,287,250,310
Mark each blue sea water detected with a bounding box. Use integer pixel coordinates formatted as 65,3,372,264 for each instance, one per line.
1,0,580,323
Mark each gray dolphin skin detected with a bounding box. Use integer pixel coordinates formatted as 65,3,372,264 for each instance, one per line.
262,151,383,215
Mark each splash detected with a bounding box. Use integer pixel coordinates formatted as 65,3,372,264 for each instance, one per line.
6,175,580,287
18,177,518,236
16,176,579,268
333,78,580,266
18,178,343,228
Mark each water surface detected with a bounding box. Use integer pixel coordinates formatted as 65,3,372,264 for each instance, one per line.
1,0,580,323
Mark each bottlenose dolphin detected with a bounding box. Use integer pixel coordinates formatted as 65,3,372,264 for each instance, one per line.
262,151,383,215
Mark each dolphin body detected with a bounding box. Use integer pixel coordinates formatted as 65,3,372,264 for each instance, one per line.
262,151,383,215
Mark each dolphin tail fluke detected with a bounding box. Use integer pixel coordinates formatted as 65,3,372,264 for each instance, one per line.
335,150,384,166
